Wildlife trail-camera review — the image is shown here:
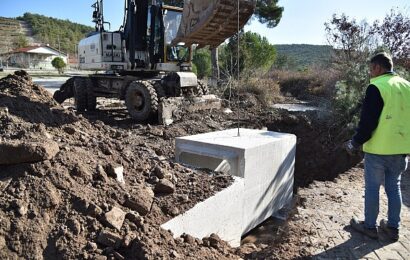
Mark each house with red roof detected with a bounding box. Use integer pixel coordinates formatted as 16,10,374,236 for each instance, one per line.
3,45,68,70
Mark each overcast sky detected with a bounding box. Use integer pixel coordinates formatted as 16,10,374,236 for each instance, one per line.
0,0,409,45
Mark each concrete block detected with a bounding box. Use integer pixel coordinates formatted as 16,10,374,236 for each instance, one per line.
161,177,244,247
162,128,296,246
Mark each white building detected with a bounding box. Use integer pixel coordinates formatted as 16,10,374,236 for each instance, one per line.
4,45,68,69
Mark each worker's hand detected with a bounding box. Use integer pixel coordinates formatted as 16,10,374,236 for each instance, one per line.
343,140,360,156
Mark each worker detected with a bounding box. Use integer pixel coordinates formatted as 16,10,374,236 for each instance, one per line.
345,52,410,241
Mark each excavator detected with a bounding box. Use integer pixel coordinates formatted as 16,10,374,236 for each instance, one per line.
53,0,255,123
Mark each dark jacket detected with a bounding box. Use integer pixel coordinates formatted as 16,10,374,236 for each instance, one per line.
352,84,384,147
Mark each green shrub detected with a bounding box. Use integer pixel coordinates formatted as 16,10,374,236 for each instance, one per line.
192,48,211,79
219,31,276,77
332,62,369,127
51,57,66,74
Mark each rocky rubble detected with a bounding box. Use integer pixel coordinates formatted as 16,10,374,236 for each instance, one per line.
0,71,236,259
0,71,362,259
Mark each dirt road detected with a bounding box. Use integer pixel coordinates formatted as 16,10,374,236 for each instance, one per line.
241,161,410,259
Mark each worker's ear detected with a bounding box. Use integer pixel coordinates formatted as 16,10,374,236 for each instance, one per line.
375,64,382,73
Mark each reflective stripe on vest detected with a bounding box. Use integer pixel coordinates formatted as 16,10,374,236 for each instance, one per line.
363,74,410,154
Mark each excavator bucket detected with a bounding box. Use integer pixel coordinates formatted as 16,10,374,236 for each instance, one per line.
172,0,256,48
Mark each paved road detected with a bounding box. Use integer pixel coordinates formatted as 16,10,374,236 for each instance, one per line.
33,77,69,94
296,160,410,259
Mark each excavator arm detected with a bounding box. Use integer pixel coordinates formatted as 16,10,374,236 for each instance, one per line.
172,0,256,48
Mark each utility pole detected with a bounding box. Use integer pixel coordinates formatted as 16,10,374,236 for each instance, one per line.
58,35,61,56
74,43,78,69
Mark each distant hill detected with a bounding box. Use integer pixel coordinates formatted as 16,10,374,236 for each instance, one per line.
0,17,25,54
0,13,94,56
16,13,94,55
274,44,333,69
0,13,94,54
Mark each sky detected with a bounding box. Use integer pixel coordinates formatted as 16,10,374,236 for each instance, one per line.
0,0,409,45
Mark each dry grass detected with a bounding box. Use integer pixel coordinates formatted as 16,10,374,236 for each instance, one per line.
239,77,284,104
270,67,342,100
217,66,344,108
219,74,284,108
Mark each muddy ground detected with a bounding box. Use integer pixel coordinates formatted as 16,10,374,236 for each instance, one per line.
0,71,361,259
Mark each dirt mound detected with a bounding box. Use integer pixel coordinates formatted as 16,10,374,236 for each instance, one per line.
0,70,76,127
0,71,361,259
0,71,235,259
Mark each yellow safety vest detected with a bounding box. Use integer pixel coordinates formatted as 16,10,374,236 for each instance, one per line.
363,73,410,154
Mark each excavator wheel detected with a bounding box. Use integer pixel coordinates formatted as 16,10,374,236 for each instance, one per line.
85,78,97,111
151,81,166,101
53,90,65,104
198,80,209,95
193,84,203,97
74,77,87,112
125,81,158,122
53,77,75,104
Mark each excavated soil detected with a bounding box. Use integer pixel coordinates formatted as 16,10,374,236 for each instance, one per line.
0,71,361,259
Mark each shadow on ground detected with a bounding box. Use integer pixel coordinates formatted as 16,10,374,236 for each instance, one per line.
312,225,394,259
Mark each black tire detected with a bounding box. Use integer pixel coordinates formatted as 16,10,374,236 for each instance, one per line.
53,90,65,104
151,81,166,100
193,84,203,97
74,77,87,112
198,80,209,95
125,81,158,122
86,78,97,111
53,77,75,103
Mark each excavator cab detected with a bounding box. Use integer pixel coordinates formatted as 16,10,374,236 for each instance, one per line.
151,4,192,72
163,6,190,64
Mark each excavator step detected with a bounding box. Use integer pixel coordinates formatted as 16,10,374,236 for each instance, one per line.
159,95,222,125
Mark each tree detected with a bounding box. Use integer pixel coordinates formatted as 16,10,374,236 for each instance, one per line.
254,0,284,28
324,14,376,125
13,34,29,49
374,9,410,69
51,57,66,74
192,48,212,79
213,1,284,80
325,14,376,67
220,31,276,77
272,53,297,70
324,10,410,127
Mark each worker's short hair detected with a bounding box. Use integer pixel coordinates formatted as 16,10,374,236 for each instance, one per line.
370,52,393,71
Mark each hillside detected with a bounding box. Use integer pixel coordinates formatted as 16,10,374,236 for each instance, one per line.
274,44,333,69
0,17,25,54
16,13,94,55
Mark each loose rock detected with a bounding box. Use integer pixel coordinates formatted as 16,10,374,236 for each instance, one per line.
154,166,167,179
124,187,154,215
102,207,126,231
0,140,59,165
97,230,123,249
154,179,175,194
107,164,125,184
